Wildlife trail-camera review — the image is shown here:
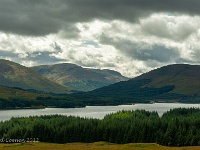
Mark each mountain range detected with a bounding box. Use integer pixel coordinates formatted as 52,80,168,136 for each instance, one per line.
80,64,200,104
31,63,128,91
0,59,200,108
0,59,127,94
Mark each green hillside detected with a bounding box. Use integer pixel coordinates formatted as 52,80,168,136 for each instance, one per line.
2,63,200,109
137,64,200,95
73,64,200,104
0,59,71,94
0,86,83,109
0,86,47,100
0,86,50,109
31,63,128,91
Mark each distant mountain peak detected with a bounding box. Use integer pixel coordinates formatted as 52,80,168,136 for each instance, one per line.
31,63,129,91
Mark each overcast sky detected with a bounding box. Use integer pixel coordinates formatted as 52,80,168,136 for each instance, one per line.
1,0,200,77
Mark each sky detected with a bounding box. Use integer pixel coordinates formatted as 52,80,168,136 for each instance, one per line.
1,0,200,77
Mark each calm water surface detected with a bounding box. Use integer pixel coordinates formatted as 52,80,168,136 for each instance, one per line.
0,103,200,121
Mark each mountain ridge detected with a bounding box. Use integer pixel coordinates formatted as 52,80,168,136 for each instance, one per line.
73,63,200,105
31,63,128,91
1,62,200,108
135,64,200,95
0,59,71,94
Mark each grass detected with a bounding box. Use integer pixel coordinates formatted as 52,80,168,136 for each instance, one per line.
0,86,48,100
0,142,200,150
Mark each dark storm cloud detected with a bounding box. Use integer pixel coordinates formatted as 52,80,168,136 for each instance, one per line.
0,0,200,36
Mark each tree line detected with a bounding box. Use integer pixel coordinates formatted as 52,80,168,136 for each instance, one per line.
0,79,190,109
0,108,200,146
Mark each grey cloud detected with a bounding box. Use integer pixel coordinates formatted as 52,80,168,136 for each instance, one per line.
0,51,27,64
127,44,180,63
175,58,195,64
74,59,116,69
0,0,200,36
54,42,62,52
0,50,64,65
0,50,18,58
82,40,100,48
100,34,179,63
0,0,71,36
73,59,101,69
66,0,200,21
58,25,80,39
133,45,180,63
0,2,60,35
190,50,200,64
0,50,23,63
140,15,198,41
27,51,65,65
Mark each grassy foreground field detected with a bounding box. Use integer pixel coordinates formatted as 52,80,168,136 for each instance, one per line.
0,142,200,150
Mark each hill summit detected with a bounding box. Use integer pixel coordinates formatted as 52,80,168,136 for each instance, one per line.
79,64,200,104
0,59,70,94
137,64,200,95
31,63,128,91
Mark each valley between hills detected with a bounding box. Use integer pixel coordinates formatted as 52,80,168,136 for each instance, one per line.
1,59,200,147
1,0,200,148
1,59,200,109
